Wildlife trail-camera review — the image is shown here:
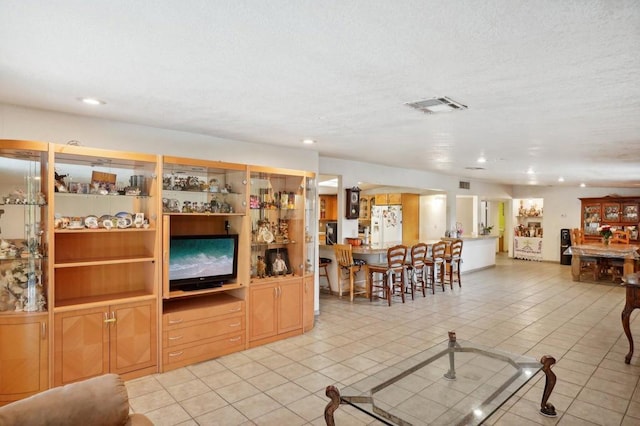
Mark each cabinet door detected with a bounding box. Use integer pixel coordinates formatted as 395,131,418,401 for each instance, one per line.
54,307,109,386
622,203,639,223
387,193,402,205
110,300,157,375
603,203,620,222
0,316,48,402
375,194,388,205
582,203,601,237
249,284,278,341
303,277,315,332
278,279,303,334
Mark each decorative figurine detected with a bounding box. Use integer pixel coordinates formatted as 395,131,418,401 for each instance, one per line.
256,256,266,278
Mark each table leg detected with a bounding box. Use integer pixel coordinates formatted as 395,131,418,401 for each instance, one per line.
570,254,581,281
539,355,557,417
324,385,341,426
622,301,635,364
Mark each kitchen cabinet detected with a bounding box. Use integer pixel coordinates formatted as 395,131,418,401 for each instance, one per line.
319,195,337,220
580,197,640,241
248,277,303,346
53,299,156,385
375,193,402,205
0,314,48,404
358,195,374,220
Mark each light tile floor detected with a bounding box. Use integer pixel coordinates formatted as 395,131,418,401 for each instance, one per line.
127,255,640,425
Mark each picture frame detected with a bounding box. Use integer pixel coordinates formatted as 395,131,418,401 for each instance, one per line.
265,248,291,276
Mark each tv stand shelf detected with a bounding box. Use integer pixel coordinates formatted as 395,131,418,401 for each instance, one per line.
166,282,244,300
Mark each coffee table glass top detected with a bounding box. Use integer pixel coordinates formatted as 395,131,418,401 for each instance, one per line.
338,334,543,425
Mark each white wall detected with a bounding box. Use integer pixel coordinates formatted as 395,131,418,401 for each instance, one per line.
420,195,446,241
0,104,319,172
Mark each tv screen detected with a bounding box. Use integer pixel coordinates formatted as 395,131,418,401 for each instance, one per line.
169,234,239,291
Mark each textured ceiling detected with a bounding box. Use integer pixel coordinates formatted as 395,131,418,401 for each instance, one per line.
1,1,639,188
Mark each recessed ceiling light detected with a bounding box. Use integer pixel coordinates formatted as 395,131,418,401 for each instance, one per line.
526,168,534,175
477,156,486,163
580,183,586,188
302,139,316,145
558,177,565,182
80,97,105,105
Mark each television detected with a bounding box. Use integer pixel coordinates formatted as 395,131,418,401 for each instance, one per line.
169,234,239,291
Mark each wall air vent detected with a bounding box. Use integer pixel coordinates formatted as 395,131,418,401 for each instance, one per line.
459,181,471,190
405,96,468,114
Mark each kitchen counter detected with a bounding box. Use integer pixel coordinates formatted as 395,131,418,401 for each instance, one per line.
318,236,497,294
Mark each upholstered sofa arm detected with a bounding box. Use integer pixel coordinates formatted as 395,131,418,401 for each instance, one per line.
0,374,153,426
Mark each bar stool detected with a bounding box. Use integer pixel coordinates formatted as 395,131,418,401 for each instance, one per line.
445,239,463,288
367,245,408,306
333,244,367,302
319,257,332,294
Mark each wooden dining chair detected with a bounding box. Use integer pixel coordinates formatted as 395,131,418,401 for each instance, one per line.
367,245,408,306
611,230,631,245
445,239,463,288
607,230,631,282
570,228,600,281
408,243,428,297
333,244,367,302
425,241,447,292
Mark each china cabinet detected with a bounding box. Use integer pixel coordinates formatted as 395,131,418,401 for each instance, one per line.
0,140,49,404
580,196,640,241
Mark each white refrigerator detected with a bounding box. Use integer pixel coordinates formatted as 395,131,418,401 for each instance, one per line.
370,205,403,246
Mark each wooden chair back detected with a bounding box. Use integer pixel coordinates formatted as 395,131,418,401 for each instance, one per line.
410,243,428,267
387,245,407,270
333,244,355,267
611,230,630,244
431,241,447,260
450,239,463,258
570,228,585,245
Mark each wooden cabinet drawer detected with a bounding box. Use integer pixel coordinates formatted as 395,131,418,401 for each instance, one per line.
163,300,244,328
163,316,244,347
163,333,245,367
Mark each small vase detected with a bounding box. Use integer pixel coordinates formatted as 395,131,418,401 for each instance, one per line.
603,237,610,246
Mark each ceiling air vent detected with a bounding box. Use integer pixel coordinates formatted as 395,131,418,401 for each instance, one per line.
405,96,468,114
459,181,471,190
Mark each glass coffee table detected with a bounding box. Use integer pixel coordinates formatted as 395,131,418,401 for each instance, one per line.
324,332,557,425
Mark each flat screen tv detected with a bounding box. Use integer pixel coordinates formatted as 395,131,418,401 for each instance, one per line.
169,234,239,291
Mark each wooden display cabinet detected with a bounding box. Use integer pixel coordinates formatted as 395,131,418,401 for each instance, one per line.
248,167,311,346
580,196,640,241
50,144,160,384
248,277,303,346
53,300,156,385
0,314,48,405
0,140,50,404
159,156,249,372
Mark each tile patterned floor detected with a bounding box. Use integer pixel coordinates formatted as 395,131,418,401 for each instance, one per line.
126,255,640,425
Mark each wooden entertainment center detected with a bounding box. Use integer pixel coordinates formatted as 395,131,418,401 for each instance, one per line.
0,140,316,403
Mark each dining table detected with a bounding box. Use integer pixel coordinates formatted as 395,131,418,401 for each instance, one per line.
564,243,639,282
